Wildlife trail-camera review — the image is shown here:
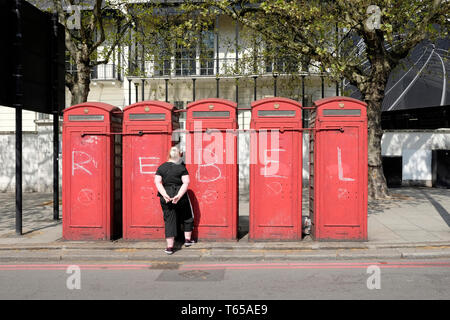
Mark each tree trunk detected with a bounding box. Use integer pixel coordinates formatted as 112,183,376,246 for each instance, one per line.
70,82,90,106
69,59,91,106
365,85,390,200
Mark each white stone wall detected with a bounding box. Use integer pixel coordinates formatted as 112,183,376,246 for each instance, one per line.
0,122,61,192
382,130,450,185
0,105,39,132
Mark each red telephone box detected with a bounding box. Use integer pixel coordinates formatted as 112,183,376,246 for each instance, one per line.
310,97,368,241
249,98,303,240
122,101,178,240
62,102,123,240
185,98,238,240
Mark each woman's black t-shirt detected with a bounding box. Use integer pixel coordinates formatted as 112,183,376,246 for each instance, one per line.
155,161,189,187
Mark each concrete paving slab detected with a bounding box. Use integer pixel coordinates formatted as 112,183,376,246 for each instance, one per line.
428,232,450,241
395,230,443,242
368,232,405,243
0,187,448,262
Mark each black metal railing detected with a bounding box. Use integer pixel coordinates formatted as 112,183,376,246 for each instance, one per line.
91,63,121,81
65,56,307,81
128,56,307,78
65,62,122,81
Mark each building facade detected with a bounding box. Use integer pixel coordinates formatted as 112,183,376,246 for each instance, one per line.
0,13,338,192
1,9,448,192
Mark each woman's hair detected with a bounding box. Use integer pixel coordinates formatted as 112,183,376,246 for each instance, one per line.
168,146,181,161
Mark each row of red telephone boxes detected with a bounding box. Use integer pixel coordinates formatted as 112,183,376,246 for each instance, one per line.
62,97,368,242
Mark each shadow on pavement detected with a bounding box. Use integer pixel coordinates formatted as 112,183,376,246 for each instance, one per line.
420,189,450,227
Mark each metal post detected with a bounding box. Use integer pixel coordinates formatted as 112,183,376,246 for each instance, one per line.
13,0,23,235
253,76,257,101
336,81,339,96
216,78,220,98
141,79,145,101
302,75,307,128
192,78,196,101
51,13,59,221
273,74,278,97
15,109,22,235
128,79,131,104
53,111,59,221
321,76,325,98
135,82,138,102
112,50,116,79
165,79,169,103
302,75,306,106
235,78,239,106
117,42,121,82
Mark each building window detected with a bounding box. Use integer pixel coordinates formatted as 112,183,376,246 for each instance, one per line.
155,58,171,76
37,113,50,120
200,30,215,76
154,39,171,77
264,44,299,74
175,43,196,76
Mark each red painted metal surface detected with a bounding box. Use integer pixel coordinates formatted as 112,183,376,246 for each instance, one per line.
62,102,123,240
185,99,238,240
122,101,178,240
311,97,368,241
249,97,303,240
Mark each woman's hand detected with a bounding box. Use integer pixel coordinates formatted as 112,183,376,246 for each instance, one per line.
172,175,189,204
154,175,171,203
171,194,181,204
163,195,172,203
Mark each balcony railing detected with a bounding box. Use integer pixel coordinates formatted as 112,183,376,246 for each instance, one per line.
65,62,122,81
65,56,309,81
91,64,121,81
128,56,307,78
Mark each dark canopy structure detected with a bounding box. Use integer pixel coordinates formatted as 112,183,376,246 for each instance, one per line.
0,0,65,234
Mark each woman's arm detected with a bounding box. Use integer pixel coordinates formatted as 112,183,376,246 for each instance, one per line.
154,175,171,203
171,175,190,204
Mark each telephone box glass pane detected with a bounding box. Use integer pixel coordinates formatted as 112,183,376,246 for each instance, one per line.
129,113,166,120
258,110,296,117
69,115,104,121
323,109,361,116
193,111,230,118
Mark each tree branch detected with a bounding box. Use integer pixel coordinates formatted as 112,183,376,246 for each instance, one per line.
91,19,132,66
388,0,447,62
52,0,78,58
89,0,106,54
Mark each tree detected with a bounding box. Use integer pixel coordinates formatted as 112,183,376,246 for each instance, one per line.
47,0,132,105
37,0,202,105
123,3,216,78
185,0,449,199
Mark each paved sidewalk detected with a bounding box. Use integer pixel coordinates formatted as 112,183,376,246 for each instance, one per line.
0,187,449,261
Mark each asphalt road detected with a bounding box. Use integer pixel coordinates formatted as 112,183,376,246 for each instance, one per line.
0,260,449,301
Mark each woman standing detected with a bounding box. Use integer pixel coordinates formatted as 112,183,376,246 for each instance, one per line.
154,146,196,255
